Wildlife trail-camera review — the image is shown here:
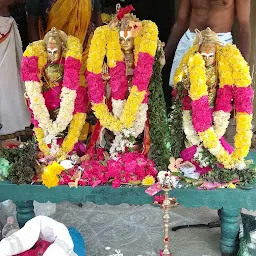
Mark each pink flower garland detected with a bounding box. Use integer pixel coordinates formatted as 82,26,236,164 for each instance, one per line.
62,57,81,90
21,56,40,82
233,86,254,114
86,52,154,104
191,86,254,134
22,56,83,118
73,86,88,114
109,61,128,100
133,52,154,104
191,96,212,132
86,72,105,103
214,85,233,113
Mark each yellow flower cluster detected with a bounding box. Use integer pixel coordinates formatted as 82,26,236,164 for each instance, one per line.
42,161,64,188
188,53,207,100
66,36,83,61
217,45,234,88
139,21,158,57
199,128,233,168
87,25,108,74
92,86,146,132
23,41,47,71
197,103,253,169
61,113,86,154
34,128,50,156
218,45,251,87
107,27,124,68
142,175,155,186
233,112,253,161
120,86,146,128
173,45,199,86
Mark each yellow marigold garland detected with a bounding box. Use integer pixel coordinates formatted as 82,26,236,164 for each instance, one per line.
107,27,124,68
87,25,108,74
173,45,199,86
65,36,83,60
188,53,208,101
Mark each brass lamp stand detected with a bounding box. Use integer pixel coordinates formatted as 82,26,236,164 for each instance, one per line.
157,173,178,256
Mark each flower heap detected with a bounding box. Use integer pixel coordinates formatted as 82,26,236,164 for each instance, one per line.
174,44,253,169
86,7,158,154
59,150,157,189
21,36,87,159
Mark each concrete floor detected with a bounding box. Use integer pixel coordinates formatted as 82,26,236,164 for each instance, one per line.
51,202,222,256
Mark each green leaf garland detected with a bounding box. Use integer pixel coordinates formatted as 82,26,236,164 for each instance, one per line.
148,49,170,171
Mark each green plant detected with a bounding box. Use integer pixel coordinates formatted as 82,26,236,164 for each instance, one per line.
0,142,37,184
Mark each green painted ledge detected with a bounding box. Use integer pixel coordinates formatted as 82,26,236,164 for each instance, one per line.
1,183,256,211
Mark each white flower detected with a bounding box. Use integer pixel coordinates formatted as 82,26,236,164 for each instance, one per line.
60,160,74,169
234,161,246,170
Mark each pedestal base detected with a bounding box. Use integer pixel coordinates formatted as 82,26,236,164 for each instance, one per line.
15,200,35,228
220,208,241,256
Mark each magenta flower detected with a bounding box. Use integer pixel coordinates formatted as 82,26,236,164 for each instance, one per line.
233,86,253,114
21,56,40,82
73,86,88,114
215,86,233,113
86,71,105,103
192,96,213,133
124,160,137,172
63,57,81,90
112,179,121,188
133,52,154,92
182,95,192,110
109,61,128,100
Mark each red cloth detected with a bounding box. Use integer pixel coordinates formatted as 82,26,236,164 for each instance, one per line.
16,240,51,256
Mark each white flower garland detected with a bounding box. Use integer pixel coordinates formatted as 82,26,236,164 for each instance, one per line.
182,110,201,146
213,111,231,138
110,101,148,158
183,109,230,146
25,82,76,144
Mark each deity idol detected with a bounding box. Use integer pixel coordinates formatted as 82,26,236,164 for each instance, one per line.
172,27,253,171
21,27,87,159
86,4,161,158
100,7,145,155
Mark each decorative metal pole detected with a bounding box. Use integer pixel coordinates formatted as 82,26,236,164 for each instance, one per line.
157,172,178,256
162,187,172,256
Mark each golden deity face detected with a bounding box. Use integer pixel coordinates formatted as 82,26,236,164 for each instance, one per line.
199,43,216,67
119,30,134,52
46,37,62,63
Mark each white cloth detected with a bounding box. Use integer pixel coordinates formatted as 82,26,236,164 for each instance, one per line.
0,16,30,136
0,216,77,256
169,29,233,86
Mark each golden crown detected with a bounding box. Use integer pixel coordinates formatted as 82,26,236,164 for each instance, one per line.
43,27,68,46
193,27,222,46
108,4,142,37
